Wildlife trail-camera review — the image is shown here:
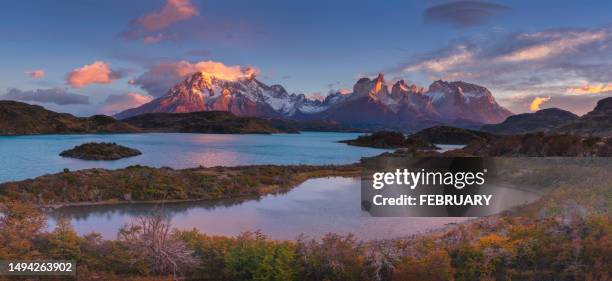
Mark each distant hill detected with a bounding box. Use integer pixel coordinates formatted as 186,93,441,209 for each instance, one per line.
447,132,612,157
481,108,578,135
556,97,612,137
0,100,140,135
122,111,297,134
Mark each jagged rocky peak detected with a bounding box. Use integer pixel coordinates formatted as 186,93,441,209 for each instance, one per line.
391,80,425,98
353,77,373,96
352,73,391,99
353,74,429,100
373,73,385,94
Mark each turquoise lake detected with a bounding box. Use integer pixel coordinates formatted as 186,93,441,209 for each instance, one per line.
1,132,537,240
0,132,388,183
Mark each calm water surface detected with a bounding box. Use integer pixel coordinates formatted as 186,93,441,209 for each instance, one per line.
49,177,470,240
0,132,389,183
48,177,541,240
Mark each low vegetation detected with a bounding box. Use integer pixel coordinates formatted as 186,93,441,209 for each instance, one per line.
0,159,609,281
0,164,360,206
60,142,142,160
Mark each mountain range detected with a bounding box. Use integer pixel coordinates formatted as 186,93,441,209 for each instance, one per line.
116,72,513,131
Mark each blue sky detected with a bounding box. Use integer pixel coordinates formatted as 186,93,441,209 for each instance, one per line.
1,0,611,116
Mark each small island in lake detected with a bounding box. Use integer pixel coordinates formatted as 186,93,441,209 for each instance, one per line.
340,131,438,150
59,142,142,160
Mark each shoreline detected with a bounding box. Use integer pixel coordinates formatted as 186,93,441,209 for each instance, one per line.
39,172,361,210
1,163,361,207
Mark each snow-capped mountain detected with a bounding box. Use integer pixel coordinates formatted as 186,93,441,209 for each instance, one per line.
116,71,512,131
426,80,513,124
316,73,440,130
115,72,334,119
316,73,511,130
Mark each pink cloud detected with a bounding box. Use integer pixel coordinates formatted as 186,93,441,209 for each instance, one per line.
102,92,153,114
337,88,352,95
143,33,164,44
66,61,122,88
308,92,325,101
137,0,199,31
133,60,260,97
25,69,45,79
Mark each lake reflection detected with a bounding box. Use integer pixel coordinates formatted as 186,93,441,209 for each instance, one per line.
50,177,473,240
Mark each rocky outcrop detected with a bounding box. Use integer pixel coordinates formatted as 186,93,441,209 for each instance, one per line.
0,100,140,135
481,108,578,135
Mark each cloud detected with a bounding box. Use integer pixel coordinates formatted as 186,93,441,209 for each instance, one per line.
567,84,612,95
137,0,198,31
66,61,123,88
529,96,551,111
122,0,199,44
403,45,474,73
336,88,352,95
400,27,611,78
307,92,325,101
25,69,45,79
424,1,510,28
394,25,612,115
143,33,164,44
101,92,153,114
496,31,606,62
1,88,89,105
132,60,260,97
